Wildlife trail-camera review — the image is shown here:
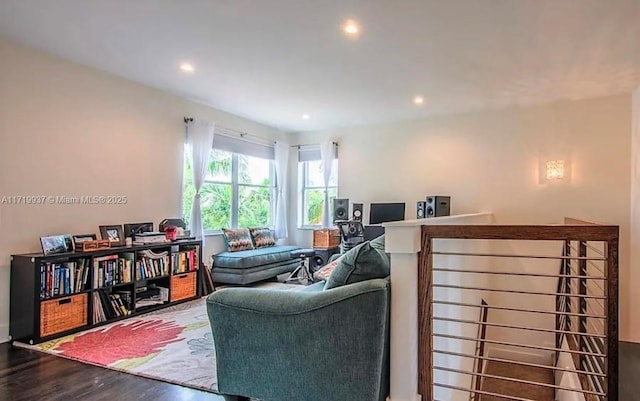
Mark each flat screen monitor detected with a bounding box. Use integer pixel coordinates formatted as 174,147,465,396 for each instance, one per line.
369,202,406,225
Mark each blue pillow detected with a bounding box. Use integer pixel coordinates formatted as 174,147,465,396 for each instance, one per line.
324,238,390,290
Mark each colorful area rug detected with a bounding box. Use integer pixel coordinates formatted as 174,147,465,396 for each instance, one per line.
17,282,301,394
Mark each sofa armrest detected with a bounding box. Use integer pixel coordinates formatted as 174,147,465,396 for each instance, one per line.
207,278,390,401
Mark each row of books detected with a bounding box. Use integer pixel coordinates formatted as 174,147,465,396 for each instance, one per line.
40,248,199,295
172,248,199,274
93,254,134,288
137,250,170,279
40,259,90,299
92,290,132,324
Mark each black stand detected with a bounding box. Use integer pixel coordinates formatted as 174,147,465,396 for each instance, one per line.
285,249,316,285
337,221,365,253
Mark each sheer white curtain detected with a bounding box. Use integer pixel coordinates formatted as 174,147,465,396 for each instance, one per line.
320,141,335,228
273,140,290,239
186,120,215,245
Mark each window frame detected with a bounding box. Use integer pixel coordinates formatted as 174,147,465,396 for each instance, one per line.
183,147,276,234
298,159,339,229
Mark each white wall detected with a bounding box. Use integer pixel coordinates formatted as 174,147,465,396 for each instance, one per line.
631,85,640,342
0,38,286,342
291,95,633,341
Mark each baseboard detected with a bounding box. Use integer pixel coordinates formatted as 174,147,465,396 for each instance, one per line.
0,323,9,343
487,345,553,366
386,394,422,401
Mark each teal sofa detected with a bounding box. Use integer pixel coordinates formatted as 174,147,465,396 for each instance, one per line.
206,236,390,401
211,245,301,285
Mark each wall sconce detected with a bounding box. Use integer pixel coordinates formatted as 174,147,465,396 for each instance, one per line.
545,160,565,180
538,157,571,184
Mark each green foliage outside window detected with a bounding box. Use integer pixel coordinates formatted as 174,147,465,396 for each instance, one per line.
306,189,325,225
183,149,272,231
302,159,338,226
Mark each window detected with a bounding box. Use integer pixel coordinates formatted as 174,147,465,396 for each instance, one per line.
299,158,338,227
183,141,275,232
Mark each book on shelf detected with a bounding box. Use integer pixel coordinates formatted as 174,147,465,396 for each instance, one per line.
93,289,132,324
40,258,90,299
93,253,134,288
172,247,200,274
136,250,170,280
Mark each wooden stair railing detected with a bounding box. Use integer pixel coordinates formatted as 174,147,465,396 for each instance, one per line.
419,221,618,401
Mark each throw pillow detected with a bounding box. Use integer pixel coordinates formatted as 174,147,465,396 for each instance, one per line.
369,234,390,266
249,227,276,248
313,255,343,281
222,228,254,252
324,239,390,290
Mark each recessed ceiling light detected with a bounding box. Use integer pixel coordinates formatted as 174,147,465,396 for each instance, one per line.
342,19,361,38
301,114,311,120
413,95,425,105
180,62,195,73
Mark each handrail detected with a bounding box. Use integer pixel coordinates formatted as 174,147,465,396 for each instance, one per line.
419,221,619,401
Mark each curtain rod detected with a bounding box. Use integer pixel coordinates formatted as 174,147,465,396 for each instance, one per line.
291,141,339,148
184,116,275,146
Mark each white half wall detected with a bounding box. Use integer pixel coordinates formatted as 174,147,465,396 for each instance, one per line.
291,95,633,341
0,38,286,342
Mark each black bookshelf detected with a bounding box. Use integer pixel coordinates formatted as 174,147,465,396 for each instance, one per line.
9,239,202,345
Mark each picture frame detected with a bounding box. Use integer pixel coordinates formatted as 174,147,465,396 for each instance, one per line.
99,225,125,246
72,233,98,251
40,234,73,256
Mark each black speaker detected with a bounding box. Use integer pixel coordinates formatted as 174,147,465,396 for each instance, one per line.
352,203,363,221
333,198,349,223
312,247,340,271
337,221,364,253
425,196,451,218
338,221,364,239
417,201,427,219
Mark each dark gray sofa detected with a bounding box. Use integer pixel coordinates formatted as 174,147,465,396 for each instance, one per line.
211,245,301,285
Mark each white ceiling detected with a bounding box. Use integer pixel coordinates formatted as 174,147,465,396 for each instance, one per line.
1,0,639,133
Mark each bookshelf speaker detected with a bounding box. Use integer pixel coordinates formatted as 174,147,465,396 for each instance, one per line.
333,198,349,223
426,196,451,218
417,201,427,219
352,203,363,221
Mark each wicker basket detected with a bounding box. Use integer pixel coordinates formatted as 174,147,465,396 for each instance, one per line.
170,272,197,302
313,228,340,248
40,293,88,337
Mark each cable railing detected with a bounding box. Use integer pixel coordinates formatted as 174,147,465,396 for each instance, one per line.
418,220,619,401
469,300,489,401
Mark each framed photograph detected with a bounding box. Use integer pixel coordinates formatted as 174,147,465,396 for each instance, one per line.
99,225,125,246
40,234,73,256
72,233,97,251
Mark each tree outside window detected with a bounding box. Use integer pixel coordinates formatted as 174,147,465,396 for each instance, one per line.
300,159,338,226
183,148,274,231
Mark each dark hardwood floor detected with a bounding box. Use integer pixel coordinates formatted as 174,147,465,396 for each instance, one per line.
0,343,225,401
619,341,640,401
1,341,639,400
